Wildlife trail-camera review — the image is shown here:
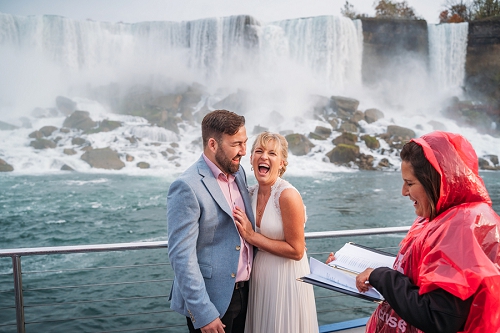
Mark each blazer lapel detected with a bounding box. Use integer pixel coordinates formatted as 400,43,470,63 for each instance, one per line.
198,157,233,218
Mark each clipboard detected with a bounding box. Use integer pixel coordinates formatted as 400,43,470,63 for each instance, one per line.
298,242,396,303
297,276,383,303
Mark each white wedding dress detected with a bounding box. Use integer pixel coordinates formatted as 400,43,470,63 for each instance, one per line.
244,177,318,333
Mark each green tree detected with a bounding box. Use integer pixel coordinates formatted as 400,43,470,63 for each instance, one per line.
341,1,358,19
341,1,368,19
472,0,500,19
439,0,472,22
374,0,421,19
440,0,500,21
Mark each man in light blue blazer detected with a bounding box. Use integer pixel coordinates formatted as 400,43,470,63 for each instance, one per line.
167,110,255,333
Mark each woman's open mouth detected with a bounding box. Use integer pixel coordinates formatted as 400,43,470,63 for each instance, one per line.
258,163,270,174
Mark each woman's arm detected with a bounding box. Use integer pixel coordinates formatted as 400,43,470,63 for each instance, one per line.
233,188,305,260
369,267,473,333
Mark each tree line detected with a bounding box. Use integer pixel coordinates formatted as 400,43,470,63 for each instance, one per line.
341,0,500,22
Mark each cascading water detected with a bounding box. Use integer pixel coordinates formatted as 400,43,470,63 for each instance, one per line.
0,12,498,174
428,22,469,96
276,16,363,91
0,13,363,109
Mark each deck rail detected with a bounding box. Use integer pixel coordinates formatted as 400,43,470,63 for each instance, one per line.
0,226,410,333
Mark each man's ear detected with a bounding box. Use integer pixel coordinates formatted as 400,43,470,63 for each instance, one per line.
208,137,218,153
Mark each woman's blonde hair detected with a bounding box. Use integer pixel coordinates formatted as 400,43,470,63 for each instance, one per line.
251,132,289,177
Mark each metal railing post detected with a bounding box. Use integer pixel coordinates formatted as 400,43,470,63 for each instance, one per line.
12,255,26,333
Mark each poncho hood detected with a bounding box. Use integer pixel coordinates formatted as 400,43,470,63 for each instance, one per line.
412,131,492,214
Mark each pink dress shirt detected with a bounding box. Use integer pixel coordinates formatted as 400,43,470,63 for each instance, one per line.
203,154,253,282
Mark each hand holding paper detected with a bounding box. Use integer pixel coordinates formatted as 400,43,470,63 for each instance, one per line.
298,243,396,302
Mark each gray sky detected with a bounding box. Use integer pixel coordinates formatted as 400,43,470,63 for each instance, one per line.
0,0,445,24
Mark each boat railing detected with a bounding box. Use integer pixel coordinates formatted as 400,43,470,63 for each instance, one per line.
0,226,410,333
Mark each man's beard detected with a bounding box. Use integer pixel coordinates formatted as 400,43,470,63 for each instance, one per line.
215,147,241,174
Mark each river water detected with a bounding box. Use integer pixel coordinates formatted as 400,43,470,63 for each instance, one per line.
1,171,498,332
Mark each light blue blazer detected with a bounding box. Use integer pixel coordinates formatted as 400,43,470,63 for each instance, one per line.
167,155,255,329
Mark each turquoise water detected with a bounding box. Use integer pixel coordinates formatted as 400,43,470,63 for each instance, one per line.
0,171,498,332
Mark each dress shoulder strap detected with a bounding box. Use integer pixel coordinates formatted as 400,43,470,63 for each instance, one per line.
271,178,307,224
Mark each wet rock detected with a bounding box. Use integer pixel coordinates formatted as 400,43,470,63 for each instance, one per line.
357,153,375,170
364,108,384,123
89,119,123,133
180,106,194,122
126,136,138,144
339,121,358,133
28,130,43,139
212,89,249,114
154,94,183,110
39,126,58,137
351,110,365,124
310,94,331,117
361,134,380,149
0,158,14,172
253,125,269,135
326,144,360,164
484,154,499,166
309,132,327,140
81,147,125,170
428,120,446,131
137,162,150,169
285,133,315,156
63,148,77,155
61,164,74,171
180,83,205,109
328,118,340,130
478,157,500,170
0,121,19,131
377,158,392,169
72,137,88,146
331,96,360,115
279,130,294,136
386,125,416,140
56,96,77,115
63,111,97,131
126,154,135,162
30,138,56,149
313,126,332,138
333,132,358,146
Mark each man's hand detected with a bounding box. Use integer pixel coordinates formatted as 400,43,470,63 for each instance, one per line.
201,317,226,333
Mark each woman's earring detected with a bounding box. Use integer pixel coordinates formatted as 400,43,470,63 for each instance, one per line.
251,166,254,171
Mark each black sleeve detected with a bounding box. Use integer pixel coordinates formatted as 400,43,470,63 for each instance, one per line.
369,267,473,333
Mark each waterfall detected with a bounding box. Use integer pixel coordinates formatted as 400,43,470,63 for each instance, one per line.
276,16,363,91
428,22,468,95
0,12,363,114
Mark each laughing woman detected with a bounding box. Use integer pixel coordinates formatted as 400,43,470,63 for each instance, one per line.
233,132,318,333
351,131,500,333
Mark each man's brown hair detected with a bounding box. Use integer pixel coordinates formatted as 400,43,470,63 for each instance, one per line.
201,110,245,148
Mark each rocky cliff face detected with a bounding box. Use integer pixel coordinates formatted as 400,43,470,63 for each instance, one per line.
359,18,429,86
466,17,500,108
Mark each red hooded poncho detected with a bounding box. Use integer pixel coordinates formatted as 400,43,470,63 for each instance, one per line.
366,131,500,333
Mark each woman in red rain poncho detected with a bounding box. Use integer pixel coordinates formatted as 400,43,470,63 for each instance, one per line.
356,131,500,333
